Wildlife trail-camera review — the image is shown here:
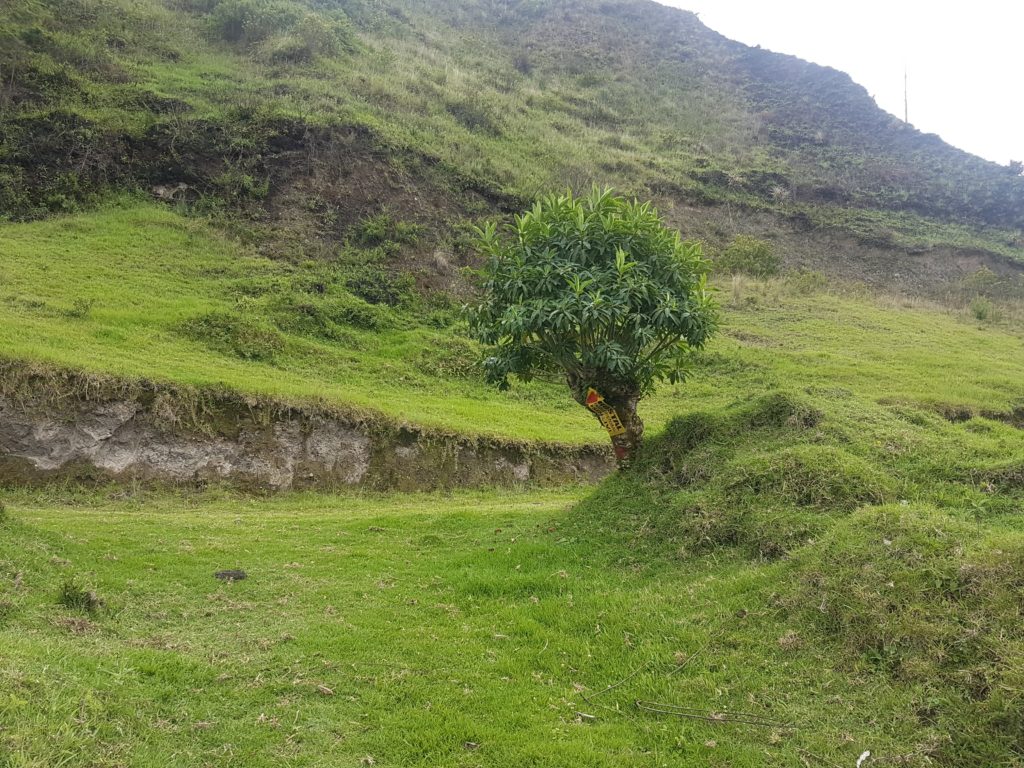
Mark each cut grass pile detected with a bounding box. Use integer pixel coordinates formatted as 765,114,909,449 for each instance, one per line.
2,202,1024,446
1,479,1019,768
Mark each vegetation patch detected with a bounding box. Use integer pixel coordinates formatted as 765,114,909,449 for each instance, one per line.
177,310,285,362
786,505,1024,764
725,445,894,510
58,578,104,614
712,235,781,277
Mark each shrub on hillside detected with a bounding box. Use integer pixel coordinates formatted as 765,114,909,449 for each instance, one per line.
259,13,354,63
970,295,1001,323
209,0,354,60
269,293,394,334
351,212,421,249
714,235,780,277
178,310,284,361
345,265,415,307
210,0,300,44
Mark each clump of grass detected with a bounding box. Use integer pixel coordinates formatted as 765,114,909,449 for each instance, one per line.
0,500,7,525
416,336,480,379
177,310,285,362
62,297,95,319
726,445,894,510
351,212,421,249
58,578,103,614
969,295,1001,323
713,235,780,277
740,390,823,430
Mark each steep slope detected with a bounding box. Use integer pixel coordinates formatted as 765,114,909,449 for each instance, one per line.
3,0,1023,290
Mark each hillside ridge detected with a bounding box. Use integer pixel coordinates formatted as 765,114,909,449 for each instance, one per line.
2,0,1023,292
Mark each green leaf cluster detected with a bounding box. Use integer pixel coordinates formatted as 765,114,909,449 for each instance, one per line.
468,187,717,396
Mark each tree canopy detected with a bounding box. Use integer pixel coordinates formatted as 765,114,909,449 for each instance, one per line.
468,187,717,462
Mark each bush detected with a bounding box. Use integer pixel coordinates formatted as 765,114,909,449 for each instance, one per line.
210,0,300,45
178,310,284,361
269,293,393,333
210,0,353,60
326,296,394,330
970,295,1001,323
351,212,421,248
62,297,95,319
345,266,415,307
714,235,780,277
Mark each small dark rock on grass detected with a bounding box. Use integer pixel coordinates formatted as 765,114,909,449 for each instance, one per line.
214,569,247,582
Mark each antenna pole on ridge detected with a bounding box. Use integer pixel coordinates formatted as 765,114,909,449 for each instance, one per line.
904,67,909,124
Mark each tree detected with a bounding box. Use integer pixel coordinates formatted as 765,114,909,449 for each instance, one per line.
468,188,717,465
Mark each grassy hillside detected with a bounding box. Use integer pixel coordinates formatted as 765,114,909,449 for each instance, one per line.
3,201,1024,445
3,0,1024,275
3,2,1024,764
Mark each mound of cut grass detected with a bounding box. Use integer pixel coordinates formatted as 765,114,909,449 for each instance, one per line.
786,504,1024,765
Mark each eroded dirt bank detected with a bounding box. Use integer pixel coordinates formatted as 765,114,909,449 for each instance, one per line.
0,362,612,491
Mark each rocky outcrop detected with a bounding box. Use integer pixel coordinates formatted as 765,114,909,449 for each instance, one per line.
0,366,612,491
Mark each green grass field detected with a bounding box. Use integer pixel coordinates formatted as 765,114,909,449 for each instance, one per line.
3,202,1023,445
5,484,1016,768
2,253,1024,764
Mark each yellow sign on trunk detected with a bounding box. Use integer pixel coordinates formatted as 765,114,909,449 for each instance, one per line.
584,388,627,437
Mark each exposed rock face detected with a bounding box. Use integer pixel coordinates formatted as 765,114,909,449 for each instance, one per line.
0,378,612,491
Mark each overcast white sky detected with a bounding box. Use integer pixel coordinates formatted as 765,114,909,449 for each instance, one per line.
655,0,1023,165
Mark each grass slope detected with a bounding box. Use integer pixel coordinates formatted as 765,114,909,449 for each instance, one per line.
3,0,1023,263
3,202,1024,445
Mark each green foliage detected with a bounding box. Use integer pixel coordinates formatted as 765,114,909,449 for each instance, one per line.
352,212,421,248
970,295,1000,323
267,292,394,334
714,235,780,277
345,264,416,307
178,309,285,361
210,0,301,44
207,0,355,61
469,188,717,396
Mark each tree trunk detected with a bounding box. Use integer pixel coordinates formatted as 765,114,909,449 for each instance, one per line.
604,391,644,466
567,376,644,467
